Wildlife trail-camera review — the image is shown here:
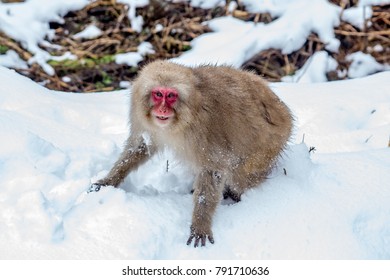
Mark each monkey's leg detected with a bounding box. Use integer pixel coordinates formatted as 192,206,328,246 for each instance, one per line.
89,141,152,192
225,163,268,202
187,170,224,247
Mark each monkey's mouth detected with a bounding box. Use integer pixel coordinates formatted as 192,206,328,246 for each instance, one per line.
153,115,173,127
156,116,169,121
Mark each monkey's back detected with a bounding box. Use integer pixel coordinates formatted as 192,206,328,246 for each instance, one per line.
190,65,293,172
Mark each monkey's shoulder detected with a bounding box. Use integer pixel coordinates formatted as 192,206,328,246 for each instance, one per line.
193,64,253,76
193,65,267,85
192,65,271,101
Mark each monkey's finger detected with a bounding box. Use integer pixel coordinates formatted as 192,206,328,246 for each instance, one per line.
194,235,201,248
208,235,215,244
186,234,195,246
87,184,101,193
201,236,207,247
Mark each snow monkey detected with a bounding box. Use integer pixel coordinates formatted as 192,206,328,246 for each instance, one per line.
90,60,293,247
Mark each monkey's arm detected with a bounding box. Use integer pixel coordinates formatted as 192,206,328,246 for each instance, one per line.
187,170,224,247
89,137,155,192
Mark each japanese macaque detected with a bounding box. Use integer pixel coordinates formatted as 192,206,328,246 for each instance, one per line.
90,60,293,247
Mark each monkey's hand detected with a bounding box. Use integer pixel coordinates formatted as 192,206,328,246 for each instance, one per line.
87,183,105,193
88,177,118,193
186,225,214,247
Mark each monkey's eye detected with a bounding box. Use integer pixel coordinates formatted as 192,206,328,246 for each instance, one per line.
153,91,163,99
167,92,177,99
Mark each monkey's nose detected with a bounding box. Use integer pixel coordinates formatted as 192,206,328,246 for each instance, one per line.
158,104,168,113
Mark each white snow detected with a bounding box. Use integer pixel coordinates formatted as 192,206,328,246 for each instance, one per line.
347,51,390,78
173,0,342,67
0,0,91,75
49,51,77,62
0,50,28,69
73,24,103,40
117,0,149,33
115,52,143,67
115,42,155,67
137,41,155,56
281,51,338,83
342,6,373,29
227,0,238,13
62,76,72,83
154,23,164,32
0,0,390,260
119,80,132,88
1,65,390,259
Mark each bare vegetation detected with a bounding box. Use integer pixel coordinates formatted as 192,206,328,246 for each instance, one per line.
0,0,389,92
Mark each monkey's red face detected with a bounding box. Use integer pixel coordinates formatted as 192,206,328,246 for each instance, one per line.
150,87,178,127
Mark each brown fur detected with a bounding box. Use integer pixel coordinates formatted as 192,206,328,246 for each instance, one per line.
93,60,293,247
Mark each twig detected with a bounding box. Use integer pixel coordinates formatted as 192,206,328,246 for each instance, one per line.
0,36,32,61
334,29,390,37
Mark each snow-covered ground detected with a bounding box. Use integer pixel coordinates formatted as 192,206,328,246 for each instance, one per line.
1,66,389,259
0,0,390,260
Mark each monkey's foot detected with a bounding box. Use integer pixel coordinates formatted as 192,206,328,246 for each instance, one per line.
223,188,241,203
186,225,214,247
